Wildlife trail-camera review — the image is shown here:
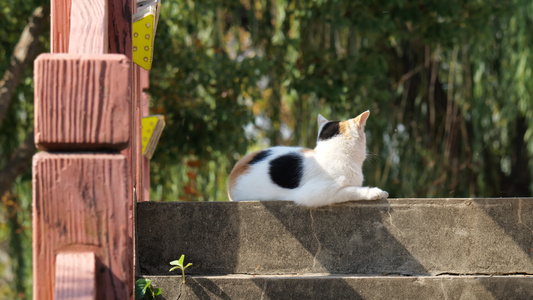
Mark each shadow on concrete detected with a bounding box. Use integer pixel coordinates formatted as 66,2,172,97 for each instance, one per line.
154,276,368,300
252,200,427,300
249,276,365,300
136,201,241,276
477,198,533,265
185,278,233,300
259,200,428,275
195,276,365,300
477,276,533,299
137,200,427,276
477,198,533,299
138,198,533,299
137,200,428,299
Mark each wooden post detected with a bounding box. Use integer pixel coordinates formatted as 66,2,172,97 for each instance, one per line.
33,0,140,298
34,54,131,150
54,252,97,300
33,152,131,299
50,0,71,52
69,0,108,53
141,68,150,202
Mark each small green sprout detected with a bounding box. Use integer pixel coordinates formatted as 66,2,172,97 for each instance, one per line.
169,254,193,284
135,278,161,300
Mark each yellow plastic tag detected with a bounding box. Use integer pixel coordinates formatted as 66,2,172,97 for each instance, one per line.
142,115,158,154
141,115,165,159
133,14,155,70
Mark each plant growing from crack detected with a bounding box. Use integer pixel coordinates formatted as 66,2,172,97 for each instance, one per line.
169,254,193,284
135,278,161,300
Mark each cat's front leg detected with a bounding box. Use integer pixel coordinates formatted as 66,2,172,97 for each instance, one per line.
332,186,388,203
364,187,389,200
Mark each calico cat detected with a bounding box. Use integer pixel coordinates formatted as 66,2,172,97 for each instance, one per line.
227,110,388,207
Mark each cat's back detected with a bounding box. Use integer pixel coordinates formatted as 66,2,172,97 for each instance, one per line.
227,146,309,201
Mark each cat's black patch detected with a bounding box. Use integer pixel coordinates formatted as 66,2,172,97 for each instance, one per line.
248,149,272,165
318,121,340,141
269,154,303,189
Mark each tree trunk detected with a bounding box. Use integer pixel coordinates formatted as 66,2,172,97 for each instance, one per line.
0,6,48,128
0,5,48,198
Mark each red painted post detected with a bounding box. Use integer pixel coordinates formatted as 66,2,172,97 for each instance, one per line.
34,54,131,150
69,0,108,53
50,0,71,53
33,153,131,299
141,68,150,202
33,0,140,298
131,65,143,202
54,252,97,299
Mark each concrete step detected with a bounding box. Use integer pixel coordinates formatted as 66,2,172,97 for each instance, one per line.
137,198,533,276
141,274,533,300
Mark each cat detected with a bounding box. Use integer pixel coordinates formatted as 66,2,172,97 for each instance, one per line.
227,110,389,207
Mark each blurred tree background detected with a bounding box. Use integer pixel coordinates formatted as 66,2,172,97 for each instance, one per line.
0,0,48,298
1,0,532,298
150,0,533,201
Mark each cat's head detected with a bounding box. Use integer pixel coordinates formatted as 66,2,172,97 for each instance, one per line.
316,110,370,162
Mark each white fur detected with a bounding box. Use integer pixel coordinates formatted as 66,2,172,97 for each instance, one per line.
228,111,388,207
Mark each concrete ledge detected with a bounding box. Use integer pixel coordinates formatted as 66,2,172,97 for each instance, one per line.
143,275,533,300
137,199,533,276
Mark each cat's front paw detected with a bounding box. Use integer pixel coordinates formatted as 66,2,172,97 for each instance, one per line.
368,187,389,200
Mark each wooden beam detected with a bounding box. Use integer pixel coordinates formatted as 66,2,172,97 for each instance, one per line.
51,0,72,53
33,153,133,300
69,0,108,53
108,0,142,203
108,0,133,56
37,1,139,298
55,252,97,300
142,92,150,201
130,58,143,202
34,54,131,151
141,68,150,90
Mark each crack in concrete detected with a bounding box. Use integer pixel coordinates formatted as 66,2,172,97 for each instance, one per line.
387,202,405,235
260,280,267,300
309,210,322,271
518,199,533,232
176,280,183,300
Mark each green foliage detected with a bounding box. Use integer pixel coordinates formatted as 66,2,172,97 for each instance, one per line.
0,0,48,158
0,0,532,297
150,0,533,200
169,254,193,284
135,278,161,300
0,179,33,299
0,2,49,298
150,0,259,201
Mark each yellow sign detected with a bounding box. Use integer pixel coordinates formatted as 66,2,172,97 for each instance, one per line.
141,115,165,159
133,1,160,70
133,14,155,70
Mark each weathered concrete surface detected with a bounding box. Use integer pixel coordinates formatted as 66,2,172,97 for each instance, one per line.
142,275,533,300
137,199,533,276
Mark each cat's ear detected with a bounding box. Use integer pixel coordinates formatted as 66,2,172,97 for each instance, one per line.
353,110,370,128
318,114,329,128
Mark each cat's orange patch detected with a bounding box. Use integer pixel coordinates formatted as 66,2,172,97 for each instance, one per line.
227,150,263,194
339,120,351,138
